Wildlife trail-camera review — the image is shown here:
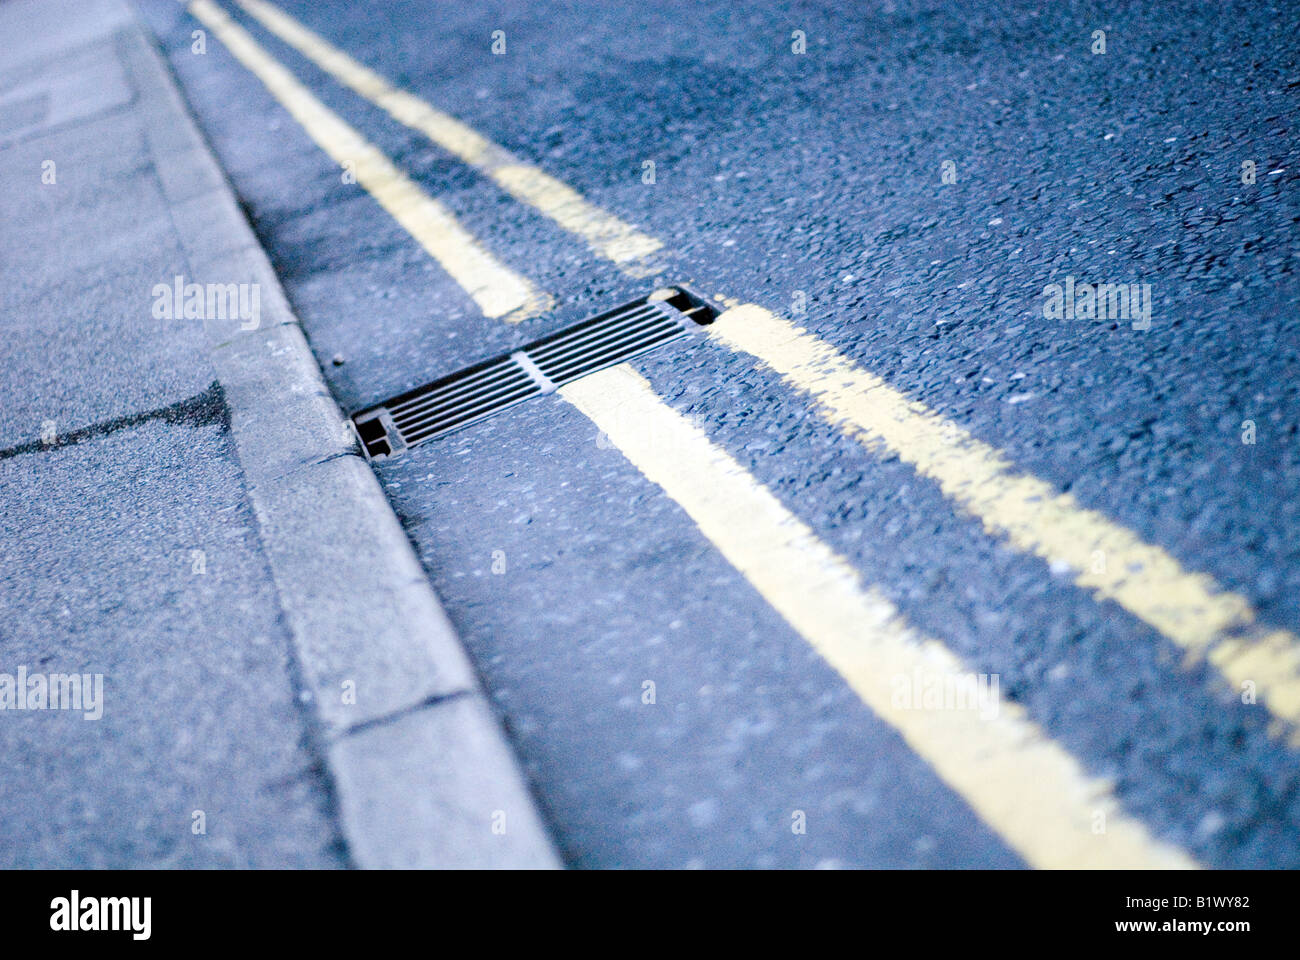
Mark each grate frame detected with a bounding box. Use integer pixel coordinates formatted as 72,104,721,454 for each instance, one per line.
352,287,718,460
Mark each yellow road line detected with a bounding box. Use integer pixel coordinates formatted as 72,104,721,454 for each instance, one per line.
188,0,550,323
194,0,1201,866
565,366,1196,869
708,305,1300,734
236,0,663,272
230,0,1300,736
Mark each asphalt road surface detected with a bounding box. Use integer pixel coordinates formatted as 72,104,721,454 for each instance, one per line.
138,0,1299,868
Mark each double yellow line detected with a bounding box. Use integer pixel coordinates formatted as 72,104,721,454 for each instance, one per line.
234,0,664,274
188,0,551,323
187,0,1290,867
229,0,1300,737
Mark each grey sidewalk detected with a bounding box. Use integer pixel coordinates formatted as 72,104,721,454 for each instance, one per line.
0,0,558,868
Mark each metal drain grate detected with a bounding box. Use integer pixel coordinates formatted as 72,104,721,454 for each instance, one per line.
352,287,718,460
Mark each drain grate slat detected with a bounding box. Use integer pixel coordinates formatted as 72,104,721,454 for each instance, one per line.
387,359,520,417
537,326,677,383
402,386,541,443
393,356,515,398
526,303,665,362
544,328,684,385
352,287,718,460
543,322,682,380
395,380,541,437
392,382,540,439
531,311,674,373
391,369,534,428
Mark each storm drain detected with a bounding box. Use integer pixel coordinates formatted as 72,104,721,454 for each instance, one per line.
352,286,718,460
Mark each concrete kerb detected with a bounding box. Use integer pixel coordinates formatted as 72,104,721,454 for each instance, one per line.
119,9,561,868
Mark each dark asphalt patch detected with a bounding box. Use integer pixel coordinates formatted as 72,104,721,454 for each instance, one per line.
0,381,229,461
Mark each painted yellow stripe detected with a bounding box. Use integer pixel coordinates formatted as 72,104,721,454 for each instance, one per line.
236,0,663,270
564,366,1196,869
708,304,1300,735
228,0,1300,735
193,1,1200,866
188,0,550,322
